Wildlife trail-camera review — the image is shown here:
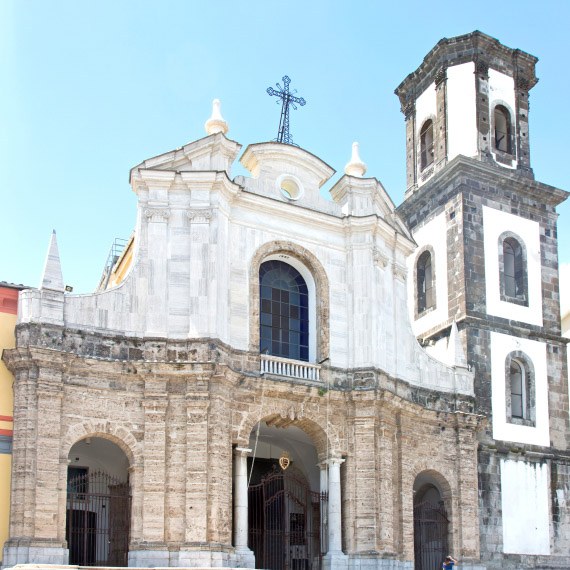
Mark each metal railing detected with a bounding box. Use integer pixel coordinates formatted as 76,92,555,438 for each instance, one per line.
261,354,321,381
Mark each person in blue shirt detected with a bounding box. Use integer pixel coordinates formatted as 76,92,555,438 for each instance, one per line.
442,555,457,569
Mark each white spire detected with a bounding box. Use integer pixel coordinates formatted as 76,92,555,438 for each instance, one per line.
204,98,229,135
344,141,367,177
40,230,64,292
447,321,468,368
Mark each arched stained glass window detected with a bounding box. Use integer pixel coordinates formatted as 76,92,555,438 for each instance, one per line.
260,260,309,361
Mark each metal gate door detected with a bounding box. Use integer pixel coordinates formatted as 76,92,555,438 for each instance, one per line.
413,499,449,570
66,469,131,566
248,469,327,570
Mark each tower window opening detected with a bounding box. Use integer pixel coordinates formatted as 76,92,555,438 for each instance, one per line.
494,105,512,154
500,236,527,304
420,120,434,171
510,360,524,418
417,250,435,315
505,352,535,426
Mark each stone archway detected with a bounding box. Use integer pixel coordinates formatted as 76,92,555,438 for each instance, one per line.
244,421,326,570
66,437,131,567
413,471,451,570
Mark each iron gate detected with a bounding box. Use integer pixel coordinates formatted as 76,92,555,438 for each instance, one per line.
413,499,449,570
248,468,327,570
66,469,131,566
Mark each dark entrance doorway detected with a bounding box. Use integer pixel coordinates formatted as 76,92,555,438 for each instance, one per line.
413,485,449,570
248,459,326,570
66,469,131,566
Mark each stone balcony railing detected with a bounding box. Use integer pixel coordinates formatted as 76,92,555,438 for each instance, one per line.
260,354,321,382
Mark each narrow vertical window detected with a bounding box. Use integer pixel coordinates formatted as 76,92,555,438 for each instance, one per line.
501,236,526,302
417,250,434,314
260,260,309,361
505,352,535,426
494,105,512,154
420,120,434,171
510,360,524,418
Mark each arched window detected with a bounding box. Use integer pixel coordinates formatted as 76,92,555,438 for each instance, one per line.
260,260,309,361
420,120,434,171
494,105,512,154
500,236,527,303
417,250,435,315
505,352,535,425
509,360,524,418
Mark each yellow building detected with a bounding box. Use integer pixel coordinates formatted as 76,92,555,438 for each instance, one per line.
0,283,23,564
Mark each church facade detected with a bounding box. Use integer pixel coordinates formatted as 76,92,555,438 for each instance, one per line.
3,32,569,570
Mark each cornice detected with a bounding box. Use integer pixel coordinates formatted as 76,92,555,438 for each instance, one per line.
395,30,538,110
398,155,568,221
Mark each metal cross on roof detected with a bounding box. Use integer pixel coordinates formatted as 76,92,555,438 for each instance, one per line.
267,75,306,146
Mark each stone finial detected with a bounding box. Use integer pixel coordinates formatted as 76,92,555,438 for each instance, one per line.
40,230,64,292
447,320,468,368
344,142,367,177
204,98,229,135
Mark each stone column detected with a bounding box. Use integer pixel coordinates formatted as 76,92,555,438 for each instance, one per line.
233,448,255,567
233,447,251,549
323,458,348,570
319,462,329,554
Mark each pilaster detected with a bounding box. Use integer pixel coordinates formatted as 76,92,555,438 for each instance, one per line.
514,76,533,176
140,390,168,544
404,103,416,196
474,59,492,162
434,66,448,168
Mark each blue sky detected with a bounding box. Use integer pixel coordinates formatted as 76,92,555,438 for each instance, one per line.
2,1,569,293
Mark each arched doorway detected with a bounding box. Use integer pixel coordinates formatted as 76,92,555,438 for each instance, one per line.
246,421,327,570
413,476,449,570
66,437,131,566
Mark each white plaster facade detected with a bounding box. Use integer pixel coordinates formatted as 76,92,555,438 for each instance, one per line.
490,331,550,446
407,211,449,337
446,62,478,161
488,69,518,169
500,459,550,555
18,136,473,395
483,206,543,326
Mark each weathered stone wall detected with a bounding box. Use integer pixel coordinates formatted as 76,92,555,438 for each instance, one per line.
4,322,483,568
398,156,570,568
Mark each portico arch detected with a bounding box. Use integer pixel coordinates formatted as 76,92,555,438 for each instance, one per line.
65,437,131,567
233,414,346,570
413,470,452,570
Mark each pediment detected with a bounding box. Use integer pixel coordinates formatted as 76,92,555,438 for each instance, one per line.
130,133,242,178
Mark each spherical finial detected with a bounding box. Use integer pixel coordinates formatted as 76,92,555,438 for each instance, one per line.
344,142,367,177
204,99,229,135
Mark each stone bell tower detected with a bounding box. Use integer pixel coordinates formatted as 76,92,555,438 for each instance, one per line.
396,31,570,569
396,30,536,197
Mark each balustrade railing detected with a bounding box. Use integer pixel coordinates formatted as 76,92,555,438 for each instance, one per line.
260,354,321,381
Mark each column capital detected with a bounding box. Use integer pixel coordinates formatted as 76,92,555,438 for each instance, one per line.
324,457,346,466
234,447,252,457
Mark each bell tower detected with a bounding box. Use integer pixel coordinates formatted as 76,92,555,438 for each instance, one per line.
397,31,570,569
396,31,537,197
